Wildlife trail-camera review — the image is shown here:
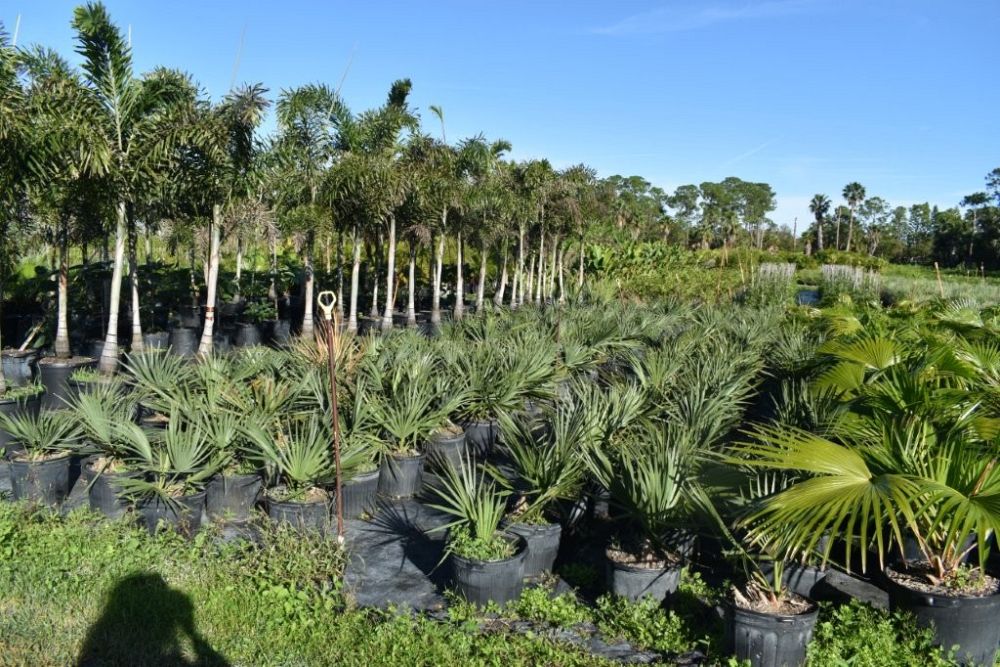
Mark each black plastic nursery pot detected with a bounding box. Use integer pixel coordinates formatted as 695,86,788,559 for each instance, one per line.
506,521,562,578
38,356,95,410
1,349,38,387
378,452,425,499
886,567,1000,666
425,431,466,472
87,466,138,519
462,420,497,458
0,394,41,457
606,556,682,602
726,602,819,667
234,323,262,348
137,490,206,537
267,495,330,533
340,469,380,519
451,533,527,607
206,473,263,522
266,319,292,345
8,454,72,508
168,327,198,357
142,331,170,351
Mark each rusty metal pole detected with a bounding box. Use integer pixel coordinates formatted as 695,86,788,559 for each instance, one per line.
317,291,344,544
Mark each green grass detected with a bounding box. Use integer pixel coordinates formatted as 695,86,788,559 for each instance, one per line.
0,502,974,666
0,503,606,667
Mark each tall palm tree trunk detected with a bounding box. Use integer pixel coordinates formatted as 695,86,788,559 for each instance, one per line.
511,225,524,308
845,208,855,253
547,234,558,300
475,238,488,312
453,231,465,320
431,229,445,326
370,237,381,320
381,216,397,330
336,226,344,320
406,244,417,327
494,242,508,307
99,202,127,374
347,225,361,332
301,229,316,339
834,219,841,251
55,216,71,359
526,253,535,304
235,236,243,284
535,232,545,305
127,210,144,353
577,234,585,289
198,205,222,356
557,243,566,304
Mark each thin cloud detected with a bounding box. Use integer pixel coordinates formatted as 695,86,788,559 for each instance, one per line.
720,140,774,169
593,0,821,35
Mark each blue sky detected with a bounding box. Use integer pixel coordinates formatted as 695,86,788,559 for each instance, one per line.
4,0,998,228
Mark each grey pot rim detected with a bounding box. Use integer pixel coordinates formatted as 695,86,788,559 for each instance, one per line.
606,552,683,575
136,488,207,507
726,598,820,621
343,468,380,484
0,392,43,406
884,564,1000,607
7,452,72,466
505,519,562,535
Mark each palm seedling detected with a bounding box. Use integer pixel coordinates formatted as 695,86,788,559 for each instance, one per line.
0,409,79,462
427,453,513,561
243,415,336,502
495,399,593,525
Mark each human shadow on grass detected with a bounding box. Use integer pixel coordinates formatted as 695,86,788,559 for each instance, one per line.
76,572,229,667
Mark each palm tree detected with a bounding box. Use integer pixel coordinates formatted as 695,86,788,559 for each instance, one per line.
424,107,460,327
196,84,269,356
274,83,347,340
0,24,30,394
809,194,830,253
71,3,197,373
21,48,111,361
842,182,865,253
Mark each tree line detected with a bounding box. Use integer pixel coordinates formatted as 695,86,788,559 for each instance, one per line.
1,4,997,374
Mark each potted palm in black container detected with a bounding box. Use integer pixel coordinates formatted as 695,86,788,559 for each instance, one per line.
113,419,217,536
0,383,44,456
585,422,708,603
451,335,556,458
245,415,335,533
364,343,459,499
428,455,527,606
495,405,587,578
66,378,142,518
733,399,1000,667
1,409,78,507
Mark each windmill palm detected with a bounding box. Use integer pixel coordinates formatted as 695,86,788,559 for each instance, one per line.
842,182,866,253
71,3,200,372
809,194,830,253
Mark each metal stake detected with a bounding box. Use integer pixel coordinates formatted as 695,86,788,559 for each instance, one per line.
317,291,344,544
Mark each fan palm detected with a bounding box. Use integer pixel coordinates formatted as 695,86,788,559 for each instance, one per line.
809,194,830,253
842,182,866,252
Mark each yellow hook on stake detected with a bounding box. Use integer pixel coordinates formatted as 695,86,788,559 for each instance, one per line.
317,290,337,322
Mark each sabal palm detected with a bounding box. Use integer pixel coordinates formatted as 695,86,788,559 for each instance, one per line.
809,194,830,252
842,182,866,253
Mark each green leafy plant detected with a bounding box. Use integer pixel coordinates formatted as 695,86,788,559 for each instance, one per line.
427,453,513,561
112,418,218,502
0,410,79,461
